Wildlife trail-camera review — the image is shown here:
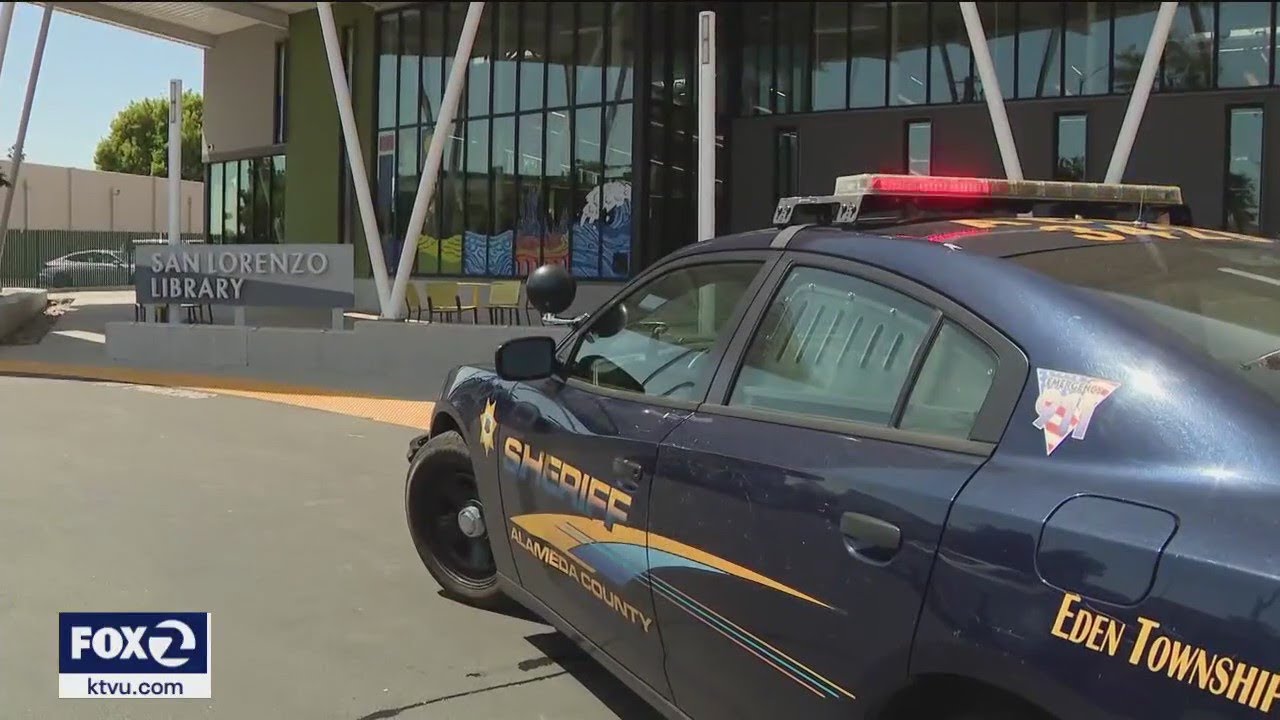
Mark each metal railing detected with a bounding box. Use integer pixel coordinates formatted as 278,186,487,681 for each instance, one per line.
0,230,203,289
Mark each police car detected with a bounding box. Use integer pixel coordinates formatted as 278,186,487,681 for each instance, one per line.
405,174,1280,720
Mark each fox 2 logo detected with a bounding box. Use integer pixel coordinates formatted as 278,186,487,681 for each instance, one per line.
59,613,210,675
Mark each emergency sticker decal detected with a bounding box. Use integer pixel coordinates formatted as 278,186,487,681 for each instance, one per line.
1033,369,1120,455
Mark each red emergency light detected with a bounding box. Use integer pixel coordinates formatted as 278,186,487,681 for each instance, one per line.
868,175,993,197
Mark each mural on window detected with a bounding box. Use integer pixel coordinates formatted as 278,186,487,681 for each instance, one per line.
375,1,634,279
738,1,1280,116
206,155,285,244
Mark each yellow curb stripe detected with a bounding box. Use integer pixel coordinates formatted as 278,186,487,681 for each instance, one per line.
0,360,434,430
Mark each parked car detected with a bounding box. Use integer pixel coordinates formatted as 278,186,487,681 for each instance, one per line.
37,249,132,288
404,174,1280,720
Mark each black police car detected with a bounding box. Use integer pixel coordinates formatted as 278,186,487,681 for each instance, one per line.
405,174,1280,720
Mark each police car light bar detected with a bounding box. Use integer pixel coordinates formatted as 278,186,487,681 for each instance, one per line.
772,174,1186,227
834,173,1184,205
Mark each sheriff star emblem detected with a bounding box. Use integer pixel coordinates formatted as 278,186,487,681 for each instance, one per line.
479,399,498,455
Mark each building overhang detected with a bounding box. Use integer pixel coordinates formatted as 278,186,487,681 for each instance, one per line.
38,2,388,48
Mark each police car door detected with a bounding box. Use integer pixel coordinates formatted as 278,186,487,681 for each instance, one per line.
496,254,773,702
647,255,1025,719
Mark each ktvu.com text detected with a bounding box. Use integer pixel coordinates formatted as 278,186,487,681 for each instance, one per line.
58,612,212,699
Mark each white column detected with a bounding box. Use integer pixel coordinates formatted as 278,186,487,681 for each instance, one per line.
317,1,392,316
1105,2,1177,184
0,3,52,269
959,2,1022,181
168,79,182,324
0,2,16,84
697,11,716,241
387,2,485,319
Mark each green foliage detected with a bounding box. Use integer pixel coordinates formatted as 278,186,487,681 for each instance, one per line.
93,90,203,181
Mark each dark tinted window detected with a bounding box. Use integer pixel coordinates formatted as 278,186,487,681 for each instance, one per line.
900,321,998,438
1012,240,1280,402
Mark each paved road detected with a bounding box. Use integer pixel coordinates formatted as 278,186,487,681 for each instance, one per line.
0,375,660,720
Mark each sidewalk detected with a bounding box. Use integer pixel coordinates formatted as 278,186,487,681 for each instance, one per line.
0,291,438,429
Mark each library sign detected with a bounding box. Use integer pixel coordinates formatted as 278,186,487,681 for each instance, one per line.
135,244,355,308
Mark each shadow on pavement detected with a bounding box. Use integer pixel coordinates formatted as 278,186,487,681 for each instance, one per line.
522,631,663,720
433,588,544,624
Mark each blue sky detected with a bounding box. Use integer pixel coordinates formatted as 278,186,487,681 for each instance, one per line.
0,4,203,169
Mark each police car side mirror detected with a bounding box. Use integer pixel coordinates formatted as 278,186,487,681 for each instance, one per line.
527,264,576,316
496,336,558,381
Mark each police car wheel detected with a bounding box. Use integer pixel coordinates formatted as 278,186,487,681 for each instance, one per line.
405,430,503,608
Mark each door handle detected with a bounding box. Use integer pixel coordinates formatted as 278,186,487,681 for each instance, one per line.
613,457,643,493
840,512,901,563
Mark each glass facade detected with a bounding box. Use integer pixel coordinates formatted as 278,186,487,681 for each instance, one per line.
739,1,1280,115
906,121,931,175
375,1,635,279
206,156,286,244
1055,114,1087,181
1226,106,1264,233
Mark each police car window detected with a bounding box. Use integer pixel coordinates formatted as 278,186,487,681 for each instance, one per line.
728,266,935,425
899,321,997,438
567,262,762,401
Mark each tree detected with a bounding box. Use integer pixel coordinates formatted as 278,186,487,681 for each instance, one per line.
94,90,203,181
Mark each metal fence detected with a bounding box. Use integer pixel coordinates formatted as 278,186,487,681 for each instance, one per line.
0,230,204,289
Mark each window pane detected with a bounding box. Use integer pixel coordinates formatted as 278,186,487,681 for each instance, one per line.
521,3,547,111
1055,114,1087,181
742,2,775,114
907,121,931,175
729,266,935,426
1113,2,1159,93
253,157,271,242
976,2,1016,100
547,2,573,107
493,3,519,115
223,161,238,243
602,102,632,279
1018,3,1063,98
889,2,927,106
1162,2,1214,91
396,126,421,250
545,108,571,269
1064,2,1109,96
462,118,490,275
421,4,446,124
468,8,492,118
271,155,286,243
850,2,888,108
378,13,399,129
605,2,634,103
777,3,811,113
573,106,602,278
1218,2,1273,88
208,163,223,243
238,160,252,241
930,3,973,104
516,112,545,275
577,2,606,106
570,262,763,400
399,9,421,126
775,128,799,198
493,116,516,276
812,2,849,110
440,125,466,251
1226,107,1264,234
900,322,997,439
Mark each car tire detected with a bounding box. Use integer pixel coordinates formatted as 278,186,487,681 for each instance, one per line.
405,430,504,609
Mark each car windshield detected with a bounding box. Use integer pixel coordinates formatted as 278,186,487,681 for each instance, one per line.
1012,238,1280,401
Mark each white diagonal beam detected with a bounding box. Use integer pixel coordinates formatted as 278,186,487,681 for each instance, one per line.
388,2,485,320
0,3,52,269
1105,2,1177,183
318,0,392,315
0,3,15,86
48,2,215,48
204,2,289,31
959,2,1022,180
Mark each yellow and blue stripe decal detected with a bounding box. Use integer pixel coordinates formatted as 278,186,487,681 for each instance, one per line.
510,513,856,700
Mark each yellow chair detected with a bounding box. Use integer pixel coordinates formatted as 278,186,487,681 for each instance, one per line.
425,281,480,323
404,283,425,321
487,280,530,325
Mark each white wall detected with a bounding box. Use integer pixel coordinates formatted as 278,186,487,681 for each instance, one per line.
203,24,284,159
0,161,204,233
